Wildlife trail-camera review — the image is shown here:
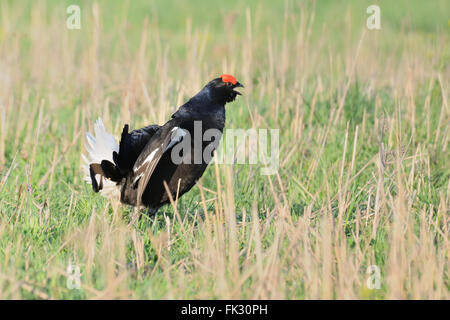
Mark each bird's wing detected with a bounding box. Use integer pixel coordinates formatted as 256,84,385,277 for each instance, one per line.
114,124,160,173
132,120,187,206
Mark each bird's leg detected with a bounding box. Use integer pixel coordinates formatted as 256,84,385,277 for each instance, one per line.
146,207,158,218
128,206,142,226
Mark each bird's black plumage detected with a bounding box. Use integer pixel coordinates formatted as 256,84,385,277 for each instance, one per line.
87,75,243,215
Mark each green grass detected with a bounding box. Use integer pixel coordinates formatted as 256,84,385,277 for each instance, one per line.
0,0,448,299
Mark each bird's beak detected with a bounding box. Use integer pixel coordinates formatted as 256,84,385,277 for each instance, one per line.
233,82,244,96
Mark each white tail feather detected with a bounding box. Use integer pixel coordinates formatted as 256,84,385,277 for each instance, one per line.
82,118,120,199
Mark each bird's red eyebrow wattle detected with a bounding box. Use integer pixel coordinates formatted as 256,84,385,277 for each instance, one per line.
220,74,237,85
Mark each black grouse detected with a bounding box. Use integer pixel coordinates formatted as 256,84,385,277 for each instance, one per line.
83,74,243,215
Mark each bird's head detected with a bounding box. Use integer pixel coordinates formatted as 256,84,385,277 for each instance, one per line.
206,74,244,104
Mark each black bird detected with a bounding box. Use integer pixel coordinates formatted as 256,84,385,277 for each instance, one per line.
83,74,243,215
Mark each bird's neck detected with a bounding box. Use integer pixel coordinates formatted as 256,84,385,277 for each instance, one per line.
192,87,225,105
171,94,226,126
184,88,226,114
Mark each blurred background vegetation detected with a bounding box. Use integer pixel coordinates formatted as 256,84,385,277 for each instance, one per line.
0,0,448,299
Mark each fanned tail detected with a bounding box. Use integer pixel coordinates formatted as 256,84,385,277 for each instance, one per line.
82,118,121,199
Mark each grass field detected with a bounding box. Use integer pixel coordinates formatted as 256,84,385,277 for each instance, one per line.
0,0,448,299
